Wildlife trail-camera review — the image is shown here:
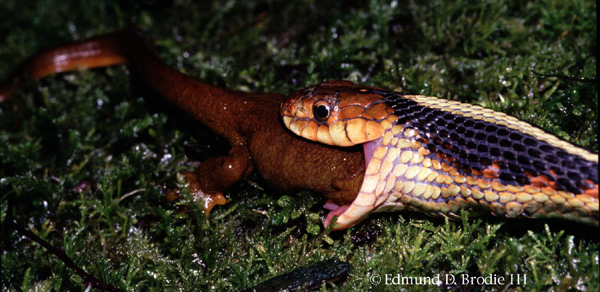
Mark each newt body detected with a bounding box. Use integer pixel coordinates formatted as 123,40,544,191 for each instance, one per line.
1,31,364,214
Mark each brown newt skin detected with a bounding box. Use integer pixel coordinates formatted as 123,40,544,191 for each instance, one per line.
0,30,364,214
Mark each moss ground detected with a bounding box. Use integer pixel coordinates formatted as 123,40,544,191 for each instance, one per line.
1,0,597,291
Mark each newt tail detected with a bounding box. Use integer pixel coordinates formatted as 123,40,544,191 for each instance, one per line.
281,80,599,229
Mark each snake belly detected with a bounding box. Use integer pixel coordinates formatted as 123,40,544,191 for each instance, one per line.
281,80,598,230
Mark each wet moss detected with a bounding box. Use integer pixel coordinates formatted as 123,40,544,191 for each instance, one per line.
1,0,597,291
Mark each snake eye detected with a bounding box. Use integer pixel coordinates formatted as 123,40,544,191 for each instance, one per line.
313,101,330,122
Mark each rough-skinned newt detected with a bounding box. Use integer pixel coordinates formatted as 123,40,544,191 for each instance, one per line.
0,30,365,218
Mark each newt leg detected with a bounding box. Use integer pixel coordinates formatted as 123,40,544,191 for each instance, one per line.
167,145,253,215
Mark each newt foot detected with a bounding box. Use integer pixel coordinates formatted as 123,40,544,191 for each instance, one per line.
166,171,228,216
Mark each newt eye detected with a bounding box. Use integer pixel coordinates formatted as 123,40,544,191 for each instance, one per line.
313,101,330,122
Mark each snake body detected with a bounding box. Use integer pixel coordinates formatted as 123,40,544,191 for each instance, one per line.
281,80,598,229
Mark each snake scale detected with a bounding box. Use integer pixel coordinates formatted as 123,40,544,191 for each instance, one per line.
281,80,598,230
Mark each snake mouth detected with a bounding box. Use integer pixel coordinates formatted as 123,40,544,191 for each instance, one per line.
324,141,382,230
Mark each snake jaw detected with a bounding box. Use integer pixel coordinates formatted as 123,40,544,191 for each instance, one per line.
282,115,293,128
323,201,350,228
323,141,383,230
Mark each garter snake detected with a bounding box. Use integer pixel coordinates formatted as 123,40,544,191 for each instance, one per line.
281,80,598,230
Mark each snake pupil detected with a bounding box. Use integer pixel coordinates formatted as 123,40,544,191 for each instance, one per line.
314,104,330,122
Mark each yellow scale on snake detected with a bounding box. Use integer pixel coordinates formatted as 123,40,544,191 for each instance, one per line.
281,80,598,230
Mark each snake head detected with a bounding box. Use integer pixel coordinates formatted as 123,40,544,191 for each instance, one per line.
281,80,395,146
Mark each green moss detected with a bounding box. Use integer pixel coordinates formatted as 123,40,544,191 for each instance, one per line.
1,0,597,291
